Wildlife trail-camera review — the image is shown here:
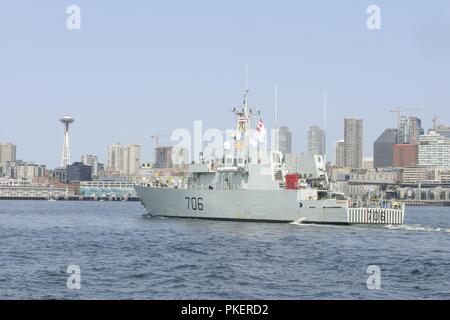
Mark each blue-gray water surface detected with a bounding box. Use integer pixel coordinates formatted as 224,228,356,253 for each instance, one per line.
1,200,450,299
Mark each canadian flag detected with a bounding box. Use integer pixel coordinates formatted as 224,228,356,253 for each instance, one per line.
250,120,267,146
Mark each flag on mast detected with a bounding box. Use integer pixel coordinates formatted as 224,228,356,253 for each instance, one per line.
250,119,267,146
238,116,247,134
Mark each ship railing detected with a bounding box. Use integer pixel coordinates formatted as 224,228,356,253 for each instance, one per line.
348,199,403,210
187,182,242,190
141,180,242,190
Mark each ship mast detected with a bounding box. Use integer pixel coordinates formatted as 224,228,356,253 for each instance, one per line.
244,65,249,114
244,66,250,163
231,66,254,165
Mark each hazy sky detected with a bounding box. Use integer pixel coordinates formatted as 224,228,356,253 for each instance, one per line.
1,1,450,168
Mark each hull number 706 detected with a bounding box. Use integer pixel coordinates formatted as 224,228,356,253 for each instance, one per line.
185,197,204,211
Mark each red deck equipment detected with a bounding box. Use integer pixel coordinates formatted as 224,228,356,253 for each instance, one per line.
285,173,299,190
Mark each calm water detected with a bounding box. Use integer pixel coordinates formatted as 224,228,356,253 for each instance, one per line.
0,200,450,299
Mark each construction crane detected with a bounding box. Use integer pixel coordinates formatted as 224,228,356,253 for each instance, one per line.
432,115,439,130
150,133,171,148
390,108,421,142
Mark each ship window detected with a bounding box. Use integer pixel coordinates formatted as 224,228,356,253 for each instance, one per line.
318,191,328,200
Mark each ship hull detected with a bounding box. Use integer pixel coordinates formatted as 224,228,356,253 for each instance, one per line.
135,186,350,224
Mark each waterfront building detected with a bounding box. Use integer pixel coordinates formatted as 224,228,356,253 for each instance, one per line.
396,186,450,201
350,168,400,184
80,178,137,198
344,118,363,168
436,170,450,184
401,167,429,184
307,126,325,157
0,179,66,199
373,128,397,168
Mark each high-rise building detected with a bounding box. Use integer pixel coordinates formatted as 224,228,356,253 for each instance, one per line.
399,116,423,144
81,155,100,177
155,146,173,168
107,144,141,175
392,144,418,167
66,162,92,183
373,128,398,168
418,131,450,169
126,144,141,176
274,126,292,155
344,118,363,169
334,140,345,167
107,144,125,173
307,126,325,156
0,142,17,165
434,125,450,139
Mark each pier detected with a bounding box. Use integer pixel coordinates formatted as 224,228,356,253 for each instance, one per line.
0,195,140,201
403,200,450,206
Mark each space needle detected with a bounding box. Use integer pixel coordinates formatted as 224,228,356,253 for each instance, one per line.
60,116,75,167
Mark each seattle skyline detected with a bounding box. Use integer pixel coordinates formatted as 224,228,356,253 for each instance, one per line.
1,1,450,168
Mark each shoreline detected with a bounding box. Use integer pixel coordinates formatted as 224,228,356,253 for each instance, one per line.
0,197,140,202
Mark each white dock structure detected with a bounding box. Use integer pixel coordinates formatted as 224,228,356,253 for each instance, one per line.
0,179,66,199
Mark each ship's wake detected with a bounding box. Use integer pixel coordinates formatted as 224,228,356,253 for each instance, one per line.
385,224,450,234
290,220,450,234
290,218,308,225
289,220,356,230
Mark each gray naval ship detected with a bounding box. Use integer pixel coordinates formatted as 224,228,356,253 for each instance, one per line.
136,87,405,225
